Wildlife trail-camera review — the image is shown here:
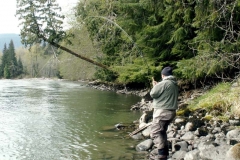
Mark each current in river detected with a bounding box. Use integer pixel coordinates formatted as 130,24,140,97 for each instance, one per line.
0,79,142,160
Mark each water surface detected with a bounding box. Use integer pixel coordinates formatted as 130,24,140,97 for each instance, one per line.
0,79,141,160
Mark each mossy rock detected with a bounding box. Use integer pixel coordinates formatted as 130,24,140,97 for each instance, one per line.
177,108,191,117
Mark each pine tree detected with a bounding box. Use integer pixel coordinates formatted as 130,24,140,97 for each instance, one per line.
8,40,18,78
17,57,24,76
0,44,8,77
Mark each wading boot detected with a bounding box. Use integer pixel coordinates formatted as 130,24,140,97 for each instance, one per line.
149,148,168,160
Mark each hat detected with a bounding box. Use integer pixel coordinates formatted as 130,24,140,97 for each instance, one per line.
161,67,172,76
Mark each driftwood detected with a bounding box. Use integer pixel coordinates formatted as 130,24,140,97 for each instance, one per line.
129,122,152,137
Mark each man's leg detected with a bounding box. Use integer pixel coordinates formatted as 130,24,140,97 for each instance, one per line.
150,109,176,159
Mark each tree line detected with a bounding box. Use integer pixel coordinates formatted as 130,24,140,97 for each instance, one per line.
76,0,240,86
14,0,240,87
0,40,23,79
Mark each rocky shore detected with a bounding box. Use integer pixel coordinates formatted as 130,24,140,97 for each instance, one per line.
130,98,240,160
87,80,240,160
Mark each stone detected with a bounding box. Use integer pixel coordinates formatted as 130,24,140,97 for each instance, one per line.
226,129,240,145
199,145,231,160
181,132,194,141
136,139,153,152
142,126,151,137
171,150,187,160
131,132,144,140
229,119,240,126
226,143,240,160
184,149,200,160
194,127,208,136
185,122,194,131
168,130,177,138
174,141,189,151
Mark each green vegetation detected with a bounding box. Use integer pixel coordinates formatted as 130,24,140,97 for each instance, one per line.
14,0,240,86
75,0,240,85
0,40,23,79
187,80,240,117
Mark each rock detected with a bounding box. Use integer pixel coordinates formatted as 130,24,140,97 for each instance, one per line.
142,126,151,137
197,141,217,151
229,119,240,126
172,150,187,160
199,144,231,160
174,141,189,151
212,127,221,134
131,132,145,140
185,122,194,131
226,143,240,160
139,110,153,124
136,139,153,152
181,132,194,141
114,123,126,130
194,126,208,136
184,149,200,160
168,130,177,138
139,122,147,129
226,129,240,144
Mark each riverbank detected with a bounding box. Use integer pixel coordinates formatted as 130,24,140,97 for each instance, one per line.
87,80,240,160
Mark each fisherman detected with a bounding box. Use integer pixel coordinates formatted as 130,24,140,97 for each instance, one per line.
149,66,179,160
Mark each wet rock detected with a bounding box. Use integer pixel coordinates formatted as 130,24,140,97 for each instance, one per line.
136,139,153,152
226,143,240,160
131,132,145,140
115,123,126,130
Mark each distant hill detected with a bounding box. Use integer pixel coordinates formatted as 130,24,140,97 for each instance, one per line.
0,34,23,52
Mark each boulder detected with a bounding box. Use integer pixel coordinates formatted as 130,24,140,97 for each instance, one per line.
184,149,200,160
199,145,231,160
142,126,151,137
181,131,195,141
136,139,153,152
226,129,240,144
226,143,240,160
172,150,187,160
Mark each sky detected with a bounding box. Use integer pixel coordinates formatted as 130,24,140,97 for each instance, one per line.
0,0,79,34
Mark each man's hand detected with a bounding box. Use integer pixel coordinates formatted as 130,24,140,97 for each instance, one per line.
152,77,157,86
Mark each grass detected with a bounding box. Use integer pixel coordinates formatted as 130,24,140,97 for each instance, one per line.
187,79,240,118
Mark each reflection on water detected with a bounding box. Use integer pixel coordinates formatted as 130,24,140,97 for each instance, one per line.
0,79,141,160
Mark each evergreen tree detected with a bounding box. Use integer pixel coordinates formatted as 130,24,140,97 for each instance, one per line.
17,57,24,76
8,40,18,78
16,0,109,70
1,40,21,78
4,65,10,79
0,44,8,77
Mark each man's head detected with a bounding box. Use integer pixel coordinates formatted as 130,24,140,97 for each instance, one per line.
161,67,172,77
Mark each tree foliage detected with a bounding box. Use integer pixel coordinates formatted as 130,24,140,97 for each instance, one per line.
0,40,23,79
16,0,109,70
75,0,240,86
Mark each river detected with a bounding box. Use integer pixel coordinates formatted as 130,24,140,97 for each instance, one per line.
0,79,142,160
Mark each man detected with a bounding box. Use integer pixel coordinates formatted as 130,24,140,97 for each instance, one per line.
149,66,179,160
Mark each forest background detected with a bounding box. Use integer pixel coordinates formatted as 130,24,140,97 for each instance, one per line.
1,0,240,87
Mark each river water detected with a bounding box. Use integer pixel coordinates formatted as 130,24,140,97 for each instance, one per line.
0,79,142,160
